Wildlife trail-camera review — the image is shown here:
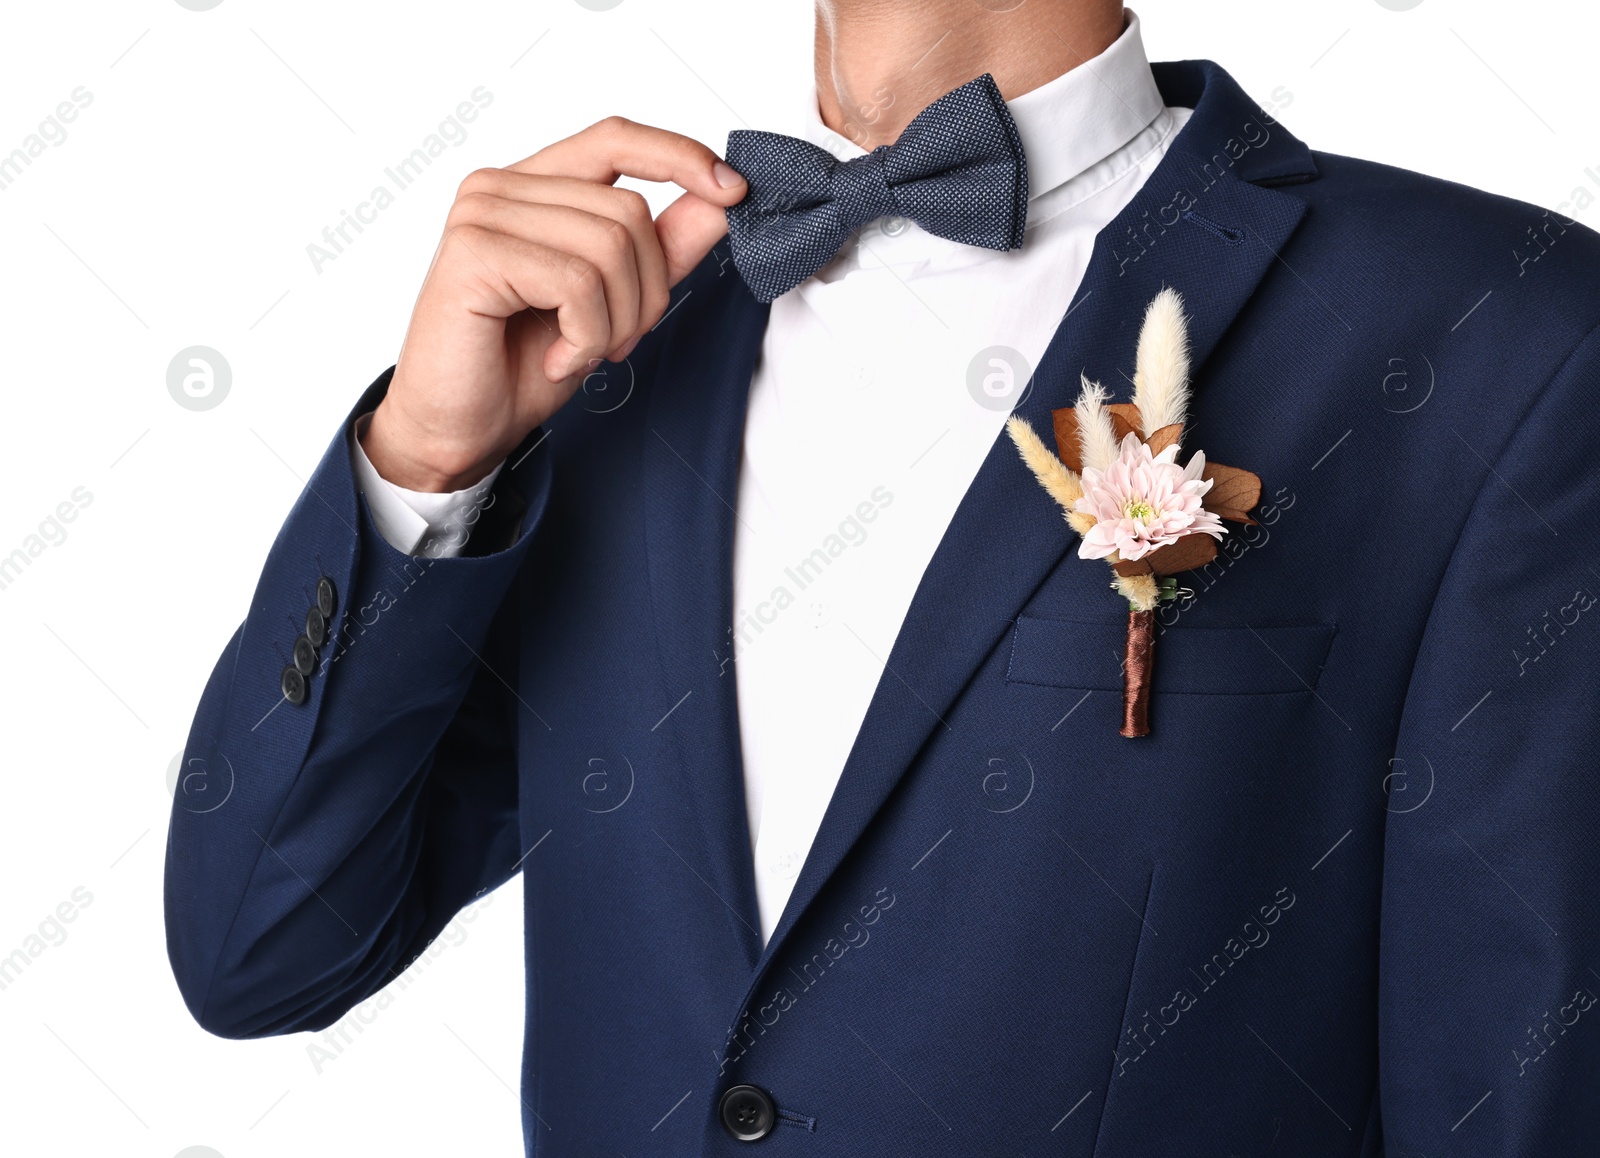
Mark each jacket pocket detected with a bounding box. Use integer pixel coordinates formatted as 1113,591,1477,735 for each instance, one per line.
1006,616,1336,696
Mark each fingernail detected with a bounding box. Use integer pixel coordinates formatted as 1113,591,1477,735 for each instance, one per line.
713,160,744,189
617,336,639,360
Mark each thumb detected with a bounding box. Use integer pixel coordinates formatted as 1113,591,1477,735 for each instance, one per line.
656,186,741,286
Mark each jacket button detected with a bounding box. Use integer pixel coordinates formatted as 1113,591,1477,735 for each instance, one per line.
280,664,307,705
718,1084,776,1142
304,605,327,647
316,576,337,619
292,634,318,676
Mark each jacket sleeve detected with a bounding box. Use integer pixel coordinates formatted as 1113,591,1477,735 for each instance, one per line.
163,366,552,1039
1379,321,1600,1153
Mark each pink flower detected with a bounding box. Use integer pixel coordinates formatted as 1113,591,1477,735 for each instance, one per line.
1075,433,1225,561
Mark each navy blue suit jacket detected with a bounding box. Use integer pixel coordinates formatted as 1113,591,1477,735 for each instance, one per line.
164,58,1600,1156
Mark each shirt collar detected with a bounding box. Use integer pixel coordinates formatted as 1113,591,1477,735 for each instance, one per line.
797,6,1165,204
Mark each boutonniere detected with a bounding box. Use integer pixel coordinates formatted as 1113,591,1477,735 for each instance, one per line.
1006,288,1261,737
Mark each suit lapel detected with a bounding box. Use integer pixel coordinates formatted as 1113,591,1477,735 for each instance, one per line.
748,59,1323,971
640,256,770,967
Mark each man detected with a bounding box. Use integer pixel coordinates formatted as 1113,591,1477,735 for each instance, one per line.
164,1,1600,1154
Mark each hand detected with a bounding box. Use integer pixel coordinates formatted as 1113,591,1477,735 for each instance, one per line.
362,116,748,491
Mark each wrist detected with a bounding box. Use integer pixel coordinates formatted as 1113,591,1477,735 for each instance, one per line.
360,400,501,492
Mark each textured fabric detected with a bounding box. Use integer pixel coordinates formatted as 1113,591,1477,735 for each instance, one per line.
724,72,1027,303
167,54,1600,1158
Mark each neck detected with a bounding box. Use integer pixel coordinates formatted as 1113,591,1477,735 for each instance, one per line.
813,0,1125,149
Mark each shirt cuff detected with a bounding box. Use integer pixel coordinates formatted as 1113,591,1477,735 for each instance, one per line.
349,410,506,558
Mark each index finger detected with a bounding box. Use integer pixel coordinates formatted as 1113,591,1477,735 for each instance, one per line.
507,116,746,207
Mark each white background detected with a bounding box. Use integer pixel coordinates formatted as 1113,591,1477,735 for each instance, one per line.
0,1,1594,1154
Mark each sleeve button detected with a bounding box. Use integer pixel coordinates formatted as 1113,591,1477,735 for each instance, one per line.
280,664,308,705
304,606,327,647
316,576,337,619
292,635,317,676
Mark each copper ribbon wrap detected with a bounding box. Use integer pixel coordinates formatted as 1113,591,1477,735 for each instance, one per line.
1121,609,1156,737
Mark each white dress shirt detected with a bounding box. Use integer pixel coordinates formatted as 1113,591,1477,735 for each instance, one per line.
353,8,1190,944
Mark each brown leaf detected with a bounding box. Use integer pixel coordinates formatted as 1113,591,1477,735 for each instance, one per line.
1112,556,1154,577
1144,533,1219,576
1051,407,1084,474
1107,403,1142,444
1210,507,1259,525
1146,422,1183,456
1202,463,1262,518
